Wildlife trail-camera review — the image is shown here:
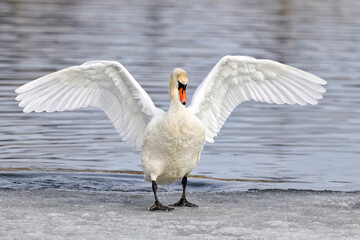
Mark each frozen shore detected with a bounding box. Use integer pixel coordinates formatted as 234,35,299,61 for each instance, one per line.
1,189,359,240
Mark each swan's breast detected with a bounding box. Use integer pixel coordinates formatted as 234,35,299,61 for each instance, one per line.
141,108,205,185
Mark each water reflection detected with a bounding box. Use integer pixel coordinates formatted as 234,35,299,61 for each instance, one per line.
0,0,360,191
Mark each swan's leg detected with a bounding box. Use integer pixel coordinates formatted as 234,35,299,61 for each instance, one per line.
170,177,198,207
149,181,174,211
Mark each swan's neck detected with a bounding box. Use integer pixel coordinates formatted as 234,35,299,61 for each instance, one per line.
169,78,181,106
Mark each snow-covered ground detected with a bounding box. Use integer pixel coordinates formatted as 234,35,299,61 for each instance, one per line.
1,189,359,239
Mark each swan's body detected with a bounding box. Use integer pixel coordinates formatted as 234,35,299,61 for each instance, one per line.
142,99,205,185
15,56,326,210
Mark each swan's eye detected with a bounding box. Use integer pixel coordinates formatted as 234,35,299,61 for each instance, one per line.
178,81,187,90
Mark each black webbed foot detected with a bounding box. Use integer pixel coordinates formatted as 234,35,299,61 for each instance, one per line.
170,198,198,207
150,181,174,211
150,201,174,211
169,176,198,208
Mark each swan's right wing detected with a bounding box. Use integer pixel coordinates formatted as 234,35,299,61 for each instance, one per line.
188,56,327,143
15,61,165,148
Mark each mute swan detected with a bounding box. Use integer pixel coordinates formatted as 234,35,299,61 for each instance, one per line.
15,56,326,211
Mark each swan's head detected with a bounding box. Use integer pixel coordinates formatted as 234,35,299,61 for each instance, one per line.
171,68,188,105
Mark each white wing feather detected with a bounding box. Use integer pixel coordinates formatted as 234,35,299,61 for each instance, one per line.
188,55,327,143
15,61,165,148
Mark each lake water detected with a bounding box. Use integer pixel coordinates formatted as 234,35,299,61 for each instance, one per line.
0,0,359,192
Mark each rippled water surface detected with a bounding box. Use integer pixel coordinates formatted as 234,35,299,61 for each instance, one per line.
1,0,360,192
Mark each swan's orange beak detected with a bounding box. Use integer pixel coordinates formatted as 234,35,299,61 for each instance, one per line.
179,88,187,105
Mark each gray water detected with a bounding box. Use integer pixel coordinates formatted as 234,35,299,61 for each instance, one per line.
0,0,360,192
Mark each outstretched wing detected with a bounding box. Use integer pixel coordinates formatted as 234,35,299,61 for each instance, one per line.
15,61,165,148
187,55,327,143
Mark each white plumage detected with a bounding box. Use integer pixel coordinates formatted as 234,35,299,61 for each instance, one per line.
187,56,326,142
16,61,164,148
15,55,326,210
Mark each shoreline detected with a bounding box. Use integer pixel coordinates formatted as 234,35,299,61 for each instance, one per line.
0,168,288,183
2,171,358,193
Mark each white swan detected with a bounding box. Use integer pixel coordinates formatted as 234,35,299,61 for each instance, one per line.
15,55,326,211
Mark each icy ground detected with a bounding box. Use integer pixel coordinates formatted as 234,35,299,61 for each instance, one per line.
1,189,359,240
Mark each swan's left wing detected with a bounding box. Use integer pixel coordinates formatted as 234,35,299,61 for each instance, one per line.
15,61,164,149
187,55,327,143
